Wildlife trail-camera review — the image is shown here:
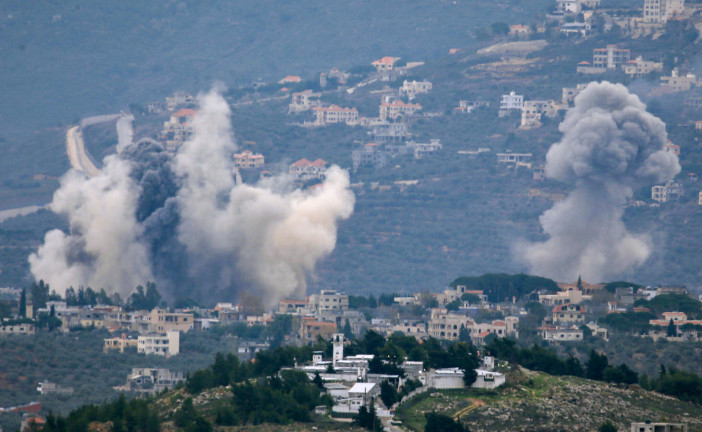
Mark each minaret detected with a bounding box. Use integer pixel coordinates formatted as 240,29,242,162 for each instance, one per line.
332,333,344,367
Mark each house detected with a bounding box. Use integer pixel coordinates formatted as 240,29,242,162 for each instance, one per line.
327,68,350,84
165,91,194,111
300,318,337,341
104,334,139,353
593,45,630,69
623,56,663,77
148,308,193,333
289,90,321,113
509,24,532,38
399,80,432,99
499,91,524,112
520,100,561,129
556,0,582,13
540,326,584,343
0,323,34,336
289,158,328,179
533,166,545,181
652,180,684,203
539,287,592,306
308,290,349,312
558,280,605,295
379,100,422,121
352,143,386,171
661,68,697,92
413,139,442,159
387,320,427,338
551,304,586,324
586,322,609,341
278,298,310,314
427,368,465,389
427,308,519,342
234,150,265,169
137,330,180,357
37,381,73,395
159,108,196,151
643,0,685,23
562,84,587,105
666,140,681,155
455,100,490,113
279,75,302,84
497,152,532,168
472,369,506,389
312,105,358,126
372,57,400,72
114,368,185,395
560,22,589,36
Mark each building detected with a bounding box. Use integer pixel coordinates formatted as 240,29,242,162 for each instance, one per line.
427,368,465,389
562,84,587,105
234,150,265,169
497,153,532,167
661,68,698,92
312,105,359,125
352,143,386,171
308,290,349,312
643,0,685,23
137,331,180,357
278,299,310,314
159,108,196,151
521,100,560,129
289,158,328,179
623,56,663,77
666,140,680,156
399,80,432,99
104,334,139,353
372,57,400,72
533,166,545,181
37,381,73,395
165,91,194,111
500,91,524,111
428,308,519,342
115,368,185,395
551,304,586,325
289,90,321,113
472,369,506,389
300,319,338,341
541,326,584,343
279,75,302,84
556,0,582,13
631,422,687,432
414,139,442,159
0,323,34,336
539,287,592,306
148,309,193,333
652,180,684,203
593,45,631,69
379,100,422,121
455,100,490,113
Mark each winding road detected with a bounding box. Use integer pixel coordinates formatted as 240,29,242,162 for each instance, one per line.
66,125,101,177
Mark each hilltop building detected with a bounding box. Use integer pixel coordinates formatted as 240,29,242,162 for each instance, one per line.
289,90,321,113
413,139,442,159
499,91,524,113
352,143,386,171
643,0,685,23
652,180,684,203
114,368,185,395
593,45,630,69
372,56,400,72
661,68,698,92
379,100,422,121
234,150,264,169
520,100,561,129
312,105,359,126
623,56,663,77
427,308,519,343
289,158,328,179
137,331,180,357
399,80,432,99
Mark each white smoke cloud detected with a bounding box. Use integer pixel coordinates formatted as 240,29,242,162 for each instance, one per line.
29,157,153,297
29,89,355,304
519,81,680,282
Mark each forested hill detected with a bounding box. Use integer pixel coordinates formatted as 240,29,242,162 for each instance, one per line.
0,0,550,139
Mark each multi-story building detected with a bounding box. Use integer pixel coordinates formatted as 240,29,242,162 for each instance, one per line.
148,308,193,333
165,91,194,111
159,108,196,151
399,80,432,99
500,91,524,111
520,100,560,129
103,334,139,353
413,139,442,159
115,368,185,395
278,299,310,314
0,323,35,336
308,290,349,312
562,84,587,105
497,152,533,167
661,68,698,92
137,330,180,357
539,287,592,306
312,105,359,125
631,422,687,432
540,326,584,343
455,100,490,113
592,45,630,69
372,56,400,72
289,158,328,179
300,318,337,341
379,100,422,121
550,304,586,325
234,150,265,169
643,0,685,23
623,56,663,77
652,180,684,203
427,308,519,342
288,90,321,113
352,143,386,171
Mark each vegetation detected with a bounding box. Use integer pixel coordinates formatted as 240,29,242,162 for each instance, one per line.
449,274,559,303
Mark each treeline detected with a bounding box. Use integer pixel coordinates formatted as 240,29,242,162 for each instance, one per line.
449,273,559,303
599,294,702,334
42,394,159,432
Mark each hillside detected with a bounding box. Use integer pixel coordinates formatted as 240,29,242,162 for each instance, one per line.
395,367,702,431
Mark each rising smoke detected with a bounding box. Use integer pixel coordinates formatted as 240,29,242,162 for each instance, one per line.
519,81,680,283
29,90,355,305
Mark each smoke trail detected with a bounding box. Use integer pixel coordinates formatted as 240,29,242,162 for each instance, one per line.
519,81,680,282
29,90,355,304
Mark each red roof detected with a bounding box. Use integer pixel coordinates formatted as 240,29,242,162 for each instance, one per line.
292,158,327,167
279,75,302,83
373,56,397,65
173,108,196,118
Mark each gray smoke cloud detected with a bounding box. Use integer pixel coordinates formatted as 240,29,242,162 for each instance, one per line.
29,89,355,304
519,81,680,282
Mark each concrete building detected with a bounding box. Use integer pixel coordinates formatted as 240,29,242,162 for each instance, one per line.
137,331,180,357
472,369,506,389
539,287,592,306
500,91,524,111
399,80,432,99
372,57,400,72
148,309,193,333
165,91,194,111
413,139,442,159
643,0,685,23
520,100,560,129
428,308,519,342
562,84,587,105
541,326,584,343
300,318,337,341
593,45,630,69
427,368,465,389
234,150,265,169
352,143,386,171
37,381,73,395
308,290,349,312
623,56,663,77
551,304,587,325
289,90,321,113
312,105,359,125
104,334,139,353
0,323,34,336
661,68,698,92
652,180,684,203
497,152,532,167
289,158,328,179
455,100,490,113
631,422,687,432
115,368,185,395
379,100,422,121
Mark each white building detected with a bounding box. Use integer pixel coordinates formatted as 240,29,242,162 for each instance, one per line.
308,290,349,312
652,180,684,203
115,368,185,395
631,422,687,432
312,105,359,125
520,100,560,129
540,326,584,343
500,91,524,111
352,144,386,171
289,158,328,179
497,153,532,167
137,330,179,357
593,45,631,69
661,68,698,92
427,368,465,389
289,90,321,113
623,56,663,77
644,0,685,23
413,139,442,159
400,80,432,99
472,369,505,389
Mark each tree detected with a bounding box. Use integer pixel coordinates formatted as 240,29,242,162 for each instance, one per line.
343,319,354,340
599,420,617,432
667,319,677,337
368,294,377,308
586,350,609,381
490,22,510,36
380,380,399,408
424,412,468,432
354,400,382,431
312,372,324,389
459,325,471,344
19,288,26,318
30,280,49,310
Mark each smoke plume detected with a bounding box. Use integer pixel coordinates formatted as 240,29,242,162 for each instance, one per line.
519,81,680,282
29,90,355,304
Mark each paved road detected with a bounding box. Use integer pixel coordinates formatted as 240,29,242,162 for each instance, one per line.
116,113,134,153
66,126,100,177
